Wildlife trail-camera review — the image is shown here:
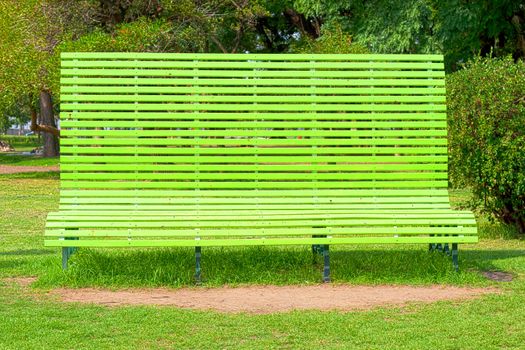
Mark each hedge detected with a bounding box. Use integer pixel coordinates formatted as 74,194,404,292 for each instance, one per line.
447,56,525,233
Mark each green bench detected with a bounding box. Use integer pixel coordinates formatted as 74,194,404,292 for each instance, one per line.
45,52,478,282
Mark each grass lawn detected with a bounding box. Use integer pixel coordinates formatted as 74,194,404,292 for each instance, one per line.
0,153,59,167
1,173,524,349
0,135,42,152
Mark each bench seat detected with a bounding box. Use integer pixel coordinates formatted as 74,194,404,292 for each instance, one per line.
46,208,476,246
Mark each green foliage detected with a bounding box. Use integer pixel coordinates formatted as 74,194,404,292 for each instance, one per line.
290,25,368,54
433,0,524,69
447,56,525,233
48,18,176,95
289,0,525,70
0,0,94,130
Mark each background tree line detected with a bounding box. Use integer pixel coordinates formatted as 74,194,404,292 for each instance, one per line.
1,0,523,156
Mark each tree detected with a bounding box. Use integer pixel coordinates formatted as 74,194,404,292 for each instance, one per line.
281,0,525,70
0,0,94,156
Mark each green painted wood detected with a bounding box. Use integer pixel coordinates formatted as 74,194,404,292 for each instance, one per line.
61,112,448,120
60,120,446,128
46,53,477,253
60,103,446,111
44,236,478,248
60,146,447,155
45,226,478,237
61,60,444,69
57,198,451,205
61,52,445,60
61,86,446,95
57,204,455,211
47,208,468,216
60,78,446,86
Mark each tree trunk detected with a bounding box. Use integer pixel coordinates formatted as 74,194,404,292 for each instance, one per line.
39,90,59,157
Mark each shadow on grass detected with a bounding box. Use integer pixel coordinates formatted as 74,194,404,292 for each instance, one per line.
0,172,59,180
34,244,525,288
0,153,58,166
462,249,525,272
0,249,52,256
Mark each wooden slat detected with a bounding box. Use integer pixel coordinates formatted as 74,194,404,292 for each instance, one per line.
61,112,448,120
59,181,449,189
60,78,446,86
61,86,446,95
61,60,444,69
60,138,447,146
60,95,446,103
44,236,479,248
60,146,447,156
61,52,445,61
46,226,477,237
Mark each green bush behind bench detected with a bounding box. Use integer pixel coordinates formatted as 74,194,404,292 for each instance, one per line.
447,56,525,234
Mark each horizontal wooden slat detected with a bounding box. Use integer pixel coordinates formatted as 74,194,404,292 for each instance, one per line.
60,164,447,172
45,226,477,237
58,195,450,203
60,94,446,103
62,69,446,79
61,52,445,61
47,212,473,221
61,60,444,69
60,155,447,163
61,112,447,120
58,197,450,205
61,86,446,95
60,180,448,189
58,189,449,197
60,173,448,181
60,130,447,137
46,217,475,228
60,78,446,86
44,236,478,247
60,146,447,156
60,138,447,147
57,203,454,210
48,208,459,215
60,103,446,112
60,120,445,129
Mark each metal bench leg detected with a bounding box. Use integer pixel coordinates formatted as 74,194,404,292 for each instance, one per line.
195,246,202,285
62,247,71,270
451,243,459,272
443,243,450,256
428,234,435,252
322,245,330,283
311,234,325,256
61,236,78,270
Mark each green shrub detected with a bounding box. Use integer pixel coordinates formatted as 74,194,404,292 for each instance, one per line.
447,56,525,234
290,24,368,54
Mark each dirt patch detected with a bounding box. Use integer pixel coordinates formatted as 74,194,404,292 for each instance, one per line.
481,271,514,282
3,276,38,287
51,284,497,314
0,165,59,174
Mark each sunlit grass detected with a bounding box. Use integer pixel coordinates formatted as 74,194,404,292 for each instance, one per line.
1,175,524,349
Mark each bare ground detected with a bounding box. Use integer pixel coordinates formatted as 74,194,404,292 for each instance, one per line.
0,165,59,174
3,276,38,287
49,284,496,314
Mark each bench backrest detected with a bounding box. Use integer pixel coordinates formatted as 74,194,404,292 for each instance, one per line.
59,53,448,211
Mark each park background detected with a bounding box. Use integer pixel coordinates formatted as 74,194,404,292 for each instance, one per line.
0,1,524,349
